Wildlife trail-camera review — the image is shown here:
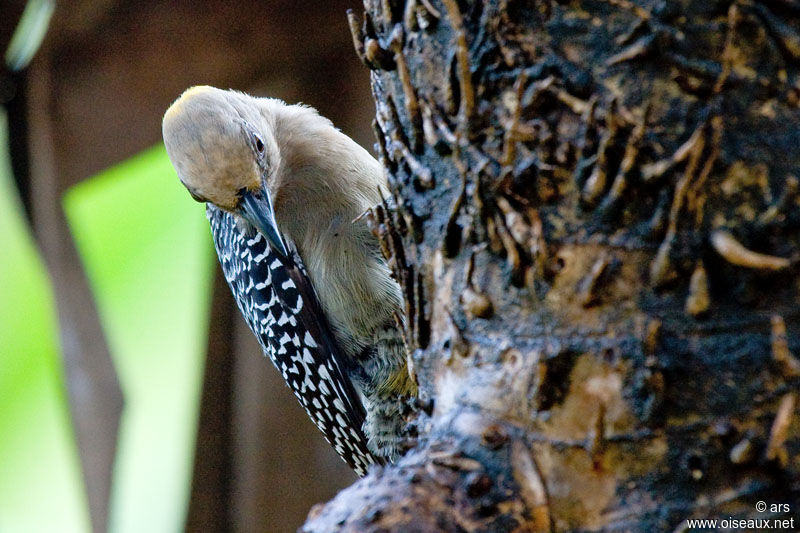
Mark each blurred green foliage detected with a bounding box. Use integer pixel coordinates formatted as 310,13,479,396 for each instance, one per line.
3,2,214,529
64,145,214,533
0,116,215,532
0,110,89,532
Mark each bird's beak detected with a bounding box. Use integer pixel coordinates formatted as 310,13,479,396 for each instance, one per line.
239,184,289,259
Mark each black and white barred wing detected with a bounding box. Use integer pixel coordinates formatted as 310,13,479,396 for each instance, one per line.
206,205,378,475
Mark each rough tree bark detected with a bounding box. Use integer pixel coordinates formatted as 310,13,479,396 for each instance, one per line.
303,1,800,531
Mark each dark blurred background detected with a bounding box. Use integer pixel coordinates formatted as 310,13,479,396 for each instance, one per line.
1,1,375,531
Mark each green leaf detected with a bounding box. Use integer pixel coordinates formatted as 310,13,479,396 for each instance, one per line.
0,110,90,532
63,145,214,533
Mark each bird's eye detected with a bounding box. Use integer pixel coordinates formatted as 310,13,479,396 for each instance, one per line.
253,133,265,153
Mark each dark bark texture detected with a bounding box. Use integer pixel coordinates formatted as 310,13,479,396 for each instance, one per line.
303,0,800,531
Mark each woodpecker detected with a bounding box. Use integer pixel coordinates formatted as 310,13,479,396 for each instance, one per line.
162,86,415,475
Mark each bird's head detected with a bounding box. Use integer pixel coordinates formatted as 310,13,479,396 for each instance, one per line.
162,85,288,257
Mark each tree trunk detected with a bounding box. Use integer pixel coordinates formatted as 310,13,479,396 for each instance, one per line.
303,1,800,530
